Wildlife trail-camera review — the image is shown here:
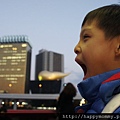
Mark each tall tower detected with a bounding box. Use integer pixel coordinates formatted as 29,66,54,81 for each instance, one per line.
0,35,32,93
35,49,64,93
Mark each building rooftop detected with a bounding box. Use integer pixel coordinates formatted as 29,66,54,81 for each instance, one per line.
0,35,32,48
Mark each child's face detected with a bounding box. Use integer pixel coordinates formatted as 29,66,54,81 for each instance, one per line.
74,20,116,80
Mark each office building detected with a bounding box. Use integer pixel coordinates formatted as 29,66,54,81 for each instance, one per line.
0,35,32,93
34,49,64,93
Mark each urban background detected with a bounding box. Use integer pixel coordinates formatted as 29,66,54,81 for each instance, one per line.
0,0,119,90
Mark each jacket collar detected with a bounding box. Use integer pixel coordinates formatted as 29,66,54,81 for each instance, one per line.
77,68,120,103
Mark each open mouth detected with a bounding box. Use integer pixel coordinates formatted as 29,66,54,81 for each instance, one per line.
75,57,87,80
80,64,87,80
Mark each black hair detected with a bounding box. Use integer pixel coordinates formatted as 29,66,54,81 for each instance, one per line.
82,4,120,39
63,82,77,97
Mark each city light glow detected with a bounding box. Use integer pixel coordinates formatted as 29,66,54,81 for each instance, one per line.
38,70,70,80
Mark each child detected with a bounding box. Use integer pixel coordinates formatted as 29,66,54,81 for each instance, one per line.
74,4,120,113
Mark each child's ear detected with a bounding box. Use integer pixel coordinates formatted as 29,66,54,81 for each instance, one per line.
115,44,120,56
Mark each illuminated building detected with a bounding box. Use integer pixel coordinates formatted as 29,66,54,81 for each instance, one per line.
0,35,32,93
34,49,64,93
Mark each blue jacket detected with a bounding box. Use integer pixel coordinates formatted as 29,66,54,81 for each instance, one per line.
76,68,120,113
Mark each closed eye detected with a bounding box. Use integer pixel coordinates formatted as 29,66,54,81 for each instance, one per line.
83,35,90,39
83,35,90,42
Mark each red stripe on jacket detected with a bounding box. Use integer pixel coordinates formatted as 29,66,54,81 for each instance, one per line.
102,72,120,84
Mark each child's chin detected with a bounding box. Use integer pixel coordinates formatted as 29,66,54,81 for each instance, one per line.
83,76,87,80
83,74,90,80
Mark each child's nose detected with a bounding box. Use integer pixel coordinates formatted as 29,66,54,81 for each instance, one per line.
74,44,81,54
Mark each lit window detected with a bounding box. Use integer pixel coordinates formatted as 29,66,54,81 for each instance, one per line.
22,44,27,47
39,84,42,88
8,45,12,47
0,45,3,48
21,59,25,62
11,81,17,83
21,50,26,53
9,84,12,87
7,56,11,59
11,63,18,65
17,68,21,71
12,47,17,51
1,63,6,65
3,57,6,59
6,75,9,77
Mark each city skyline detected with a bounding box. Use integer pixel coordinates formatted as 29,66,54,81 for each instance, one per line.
0,0,119,92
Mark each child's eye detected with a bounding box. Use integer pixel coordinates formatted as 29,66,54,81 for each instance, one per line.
83,35,90,39
83,35,90,41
